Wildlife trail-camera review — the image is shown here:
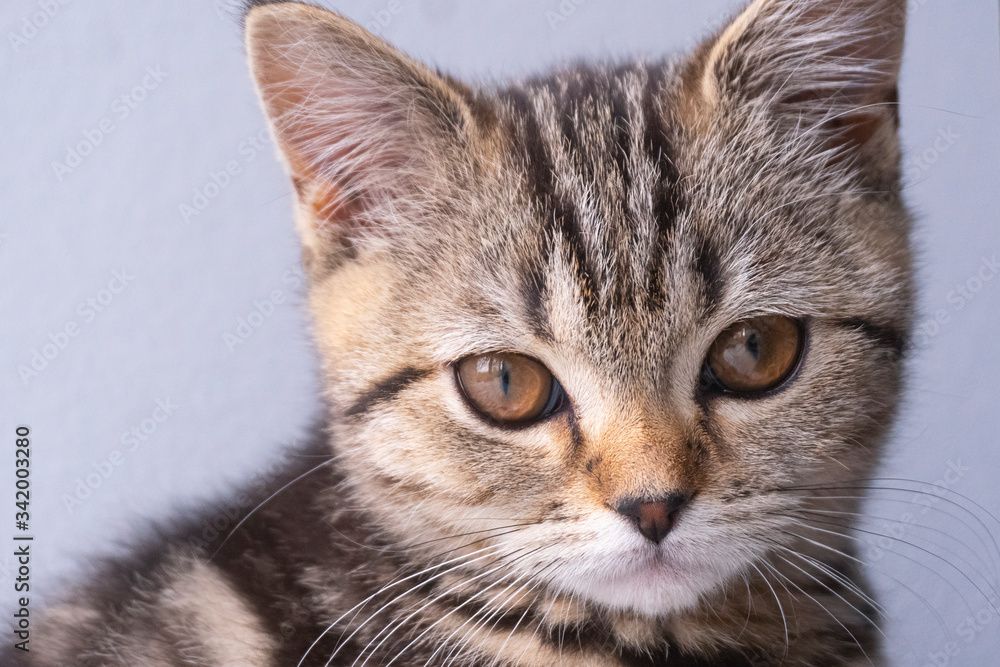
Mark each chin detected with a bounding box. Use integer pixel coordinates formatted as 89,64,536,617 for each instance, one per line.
573,562,707,616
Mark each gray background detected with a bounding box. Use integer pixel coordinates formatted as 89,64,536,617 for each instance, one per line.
2,0,999,664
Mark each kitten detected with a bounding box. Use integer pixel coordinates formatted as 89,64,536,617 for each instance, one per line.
16,0,914,665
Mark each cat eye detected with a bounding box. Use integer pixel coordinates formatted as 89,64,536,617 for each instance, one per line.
701,316,804,396
455,353,564,425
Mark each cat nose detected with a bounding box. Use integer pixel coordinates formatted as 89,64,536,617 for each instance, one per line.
615,494,688,544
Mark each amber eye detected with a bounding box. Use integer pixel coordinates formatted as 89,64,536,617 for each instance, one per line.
455,353,563,424
702,316,804,395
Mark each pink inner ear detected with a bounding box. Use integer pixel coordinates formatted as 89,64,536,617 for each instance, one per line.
779,81,899,150
834,88,898,148
309,179,373,245
247,6,464,249
703,0,906,156
268,108,375,244
261,67,437,249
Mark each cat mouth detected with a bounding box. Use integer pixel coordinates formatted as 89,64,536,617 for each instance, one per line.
531,527,725,616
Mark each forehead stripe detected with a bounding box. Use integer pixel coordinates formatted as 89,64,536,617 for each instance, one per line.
499,87,599,324
344,367,432,418
835,319,906,358
641,65,682,312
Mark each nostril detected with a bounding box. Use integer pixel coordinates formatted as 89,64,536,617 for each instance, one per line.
615,493,688,544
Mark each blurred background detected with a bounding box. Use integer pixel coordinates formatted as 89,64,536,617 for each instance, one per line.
1,0,998,664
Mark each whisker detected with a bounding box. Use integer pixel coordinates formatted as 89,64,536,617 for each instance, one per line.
208,457,335,561
351,562,519,667
778,479,1000,558
517,585,564,666
783,520,988,621
297,543,506,667
560,591,578,658
489,580,548,667
780,545,885,616
771,551,886,640
821,100,982,122
440,578,533,667
389,569,525,666
400,521,543,554
794,507,997,582
438,559,561,667
796,515,1000,609
779,526,953,640
351,551,532,667
349,545,546,667
759,559,875,667
735,572,754,641
773,481,1000,580
748,560,790,658
428,574,526,666
392,556,557,667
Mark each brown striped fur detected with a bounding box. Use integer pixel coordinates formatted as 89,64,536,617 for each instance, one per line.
15,0,913,665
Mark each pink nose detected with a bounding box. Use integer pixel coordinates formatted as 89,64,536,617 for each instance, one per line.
615,494,688,544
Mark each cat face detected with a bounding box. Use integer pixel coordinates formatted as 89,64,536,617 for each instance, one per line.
247,0,912,616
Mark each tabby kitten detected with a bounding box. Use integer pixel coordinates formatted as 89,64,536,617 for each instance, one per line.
19,0,914,664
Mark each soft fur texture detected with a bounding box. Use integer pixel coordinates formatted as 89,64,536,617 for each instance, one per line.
15,0,914,665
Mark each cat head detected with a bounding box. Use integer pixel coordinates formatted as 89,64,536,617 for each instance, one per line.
246,0,912,616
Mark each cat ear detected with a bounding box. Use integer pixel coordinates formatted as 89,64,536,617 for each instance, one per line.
693,0,906,156
245,3,478,266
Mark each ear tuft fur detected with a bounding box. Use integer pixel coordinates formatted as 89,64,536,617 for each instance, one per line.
244,3,478,264
696,0,906,158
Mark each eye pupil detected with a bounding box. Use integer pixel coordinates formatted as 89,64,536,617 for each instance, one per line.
499,362,511,397
702,316,803,396
745,331,760,360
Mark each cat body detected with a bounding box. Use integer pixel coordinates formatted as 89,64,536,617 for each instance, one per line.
14,0,913,665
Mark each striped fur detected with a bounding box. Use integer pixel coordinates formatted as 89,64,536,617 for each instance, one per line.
15,0,913,665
